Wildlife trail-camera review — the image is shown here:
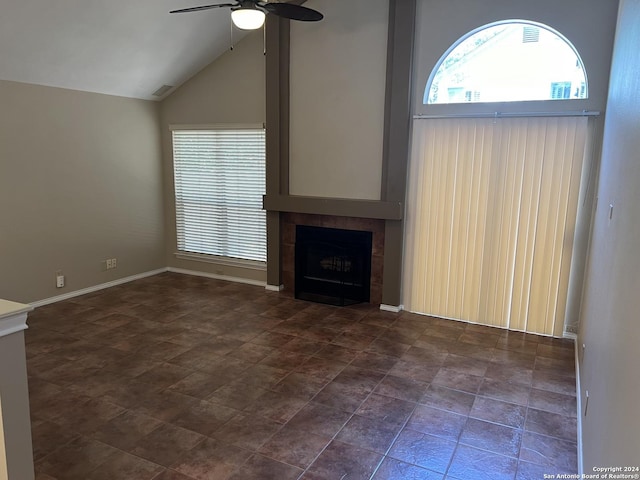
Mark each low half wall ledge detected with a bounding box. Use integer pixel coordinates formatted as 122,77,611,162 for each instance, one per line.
0,300,33,338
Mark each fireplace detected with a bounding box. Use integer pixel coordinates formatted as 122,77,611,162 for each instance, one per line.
295,225,372,306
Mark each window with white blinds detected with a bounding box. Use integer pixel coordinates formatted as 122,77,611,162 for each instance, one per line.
172,127,266,263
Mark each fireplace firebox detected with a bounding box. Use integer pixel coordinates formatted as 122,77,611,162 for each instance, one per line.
295,225,372,306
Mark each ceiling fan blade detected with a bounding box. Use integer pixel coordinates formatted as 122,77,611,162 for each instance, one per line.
170,3,237,14
261,3,323,21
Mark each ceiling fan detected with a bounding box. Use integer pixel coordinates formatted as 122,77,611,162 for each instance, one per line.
170,0,323,30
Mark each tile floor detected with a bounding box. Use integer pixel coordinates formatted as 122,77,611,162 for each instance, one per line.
25,272,578,480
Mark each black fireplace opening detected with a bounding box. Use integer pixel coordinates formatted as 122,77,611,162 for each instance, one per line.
295,225,372,306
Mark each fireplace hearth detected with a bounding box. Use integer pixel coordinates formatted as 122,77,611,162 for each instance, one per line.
295,225,372,306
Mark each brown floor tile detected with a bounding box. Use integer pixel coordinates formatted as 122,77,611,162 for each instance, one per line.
524,408,577,441
170,399,238,436
51,397,125,436
136,363,193,388
402,345,449,364
534,356,576,378
234,363,289,389
166,371,231,399
211,413,282,450
484,364,534,385
152,468,198,480
312,379,373,413
515,460,574,480
130,422,205,467
286,401,352,437
477,378,531,406
259,350,311,370
351,351,399,373
335,414,401,453
133,390,200,422
259,424,330,469
268,372,328,400
528,388,577,417
388,359,442,383
207,381,270,410
443,353,490,376
27,273,578,480
447,444,518,480
88,449,164,480
356,393,416,427
407,405,468,442
519,432,577,470
366,337,412,357
249,331,296,348
531,370,577,396
36,436,120,480
432,367,484,394
91,410,162,452
459,417,523,458
308,440,384,480
373,457,444,479
170,438,251,480
31,420,79,461
243,390,308,423
294,355,348,380
469,396,527,429
331,331,377,350
227,454,303,480
491,349,537,369
388,428,457,473
420,384,476,416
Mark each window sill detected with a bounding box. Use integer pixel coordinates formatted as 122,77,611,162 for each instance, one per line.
174,252,266,271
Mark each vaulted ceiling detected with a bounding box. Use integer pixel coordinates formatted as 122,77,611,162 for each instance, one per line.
0,0,250,100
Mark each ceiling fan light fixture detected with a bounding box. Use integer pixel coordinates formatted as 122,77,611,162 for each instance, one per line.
231,7,265,30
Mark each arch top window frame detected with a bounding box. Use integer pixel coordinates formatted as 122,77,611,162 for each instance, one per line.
424,19,589,106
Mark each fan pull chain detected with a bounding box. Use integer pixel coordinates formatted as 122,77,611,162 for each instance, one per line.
263,22,266,55
230,16,234,50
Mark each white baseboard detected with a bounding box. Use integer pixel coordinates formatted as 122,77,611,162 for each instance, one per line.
380,304,403,313
30,268,168,308
265,284,284,292
167,267,266,288
574,338,584,476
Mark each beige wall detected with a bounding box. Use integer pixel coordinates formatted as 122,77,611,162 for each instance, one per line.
0,80,165,303
578,0,640,469
160,31,266,282
289,0,389,200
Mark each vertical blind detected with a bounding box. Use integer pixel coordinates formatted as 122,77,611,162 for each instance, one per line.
172,127,266,263
403,116,589,336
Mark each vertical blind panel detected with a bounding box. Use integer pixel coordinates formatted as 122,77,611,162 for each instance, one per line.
172,129,266,262
404,116,588,336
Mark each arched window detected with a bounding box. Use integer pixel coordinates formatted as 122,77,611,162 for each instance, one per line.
425,20,588,104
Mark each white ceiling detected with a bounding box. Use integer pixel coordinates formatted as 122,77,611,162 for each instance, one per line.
0,0,250,100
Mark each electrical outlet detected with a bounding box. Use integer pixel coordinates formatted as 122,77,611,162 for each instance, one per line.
56,271,65,288
111,258,117,269
104,258,118,270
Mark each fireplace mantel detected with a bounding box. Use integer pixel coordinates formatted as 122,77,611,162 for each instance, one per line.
263,194,403,220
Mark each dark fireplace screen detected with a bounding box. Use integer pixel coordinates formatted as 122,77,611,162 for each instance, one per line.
295,225,372,306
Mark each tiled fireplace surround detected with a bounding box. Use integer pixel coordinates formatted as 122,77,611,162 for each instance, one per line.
280,213,386,305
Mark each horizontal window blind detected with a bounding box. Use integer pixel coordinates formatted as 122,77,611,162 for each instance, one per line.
172,128,266,263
